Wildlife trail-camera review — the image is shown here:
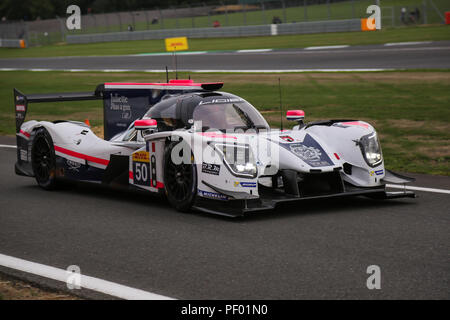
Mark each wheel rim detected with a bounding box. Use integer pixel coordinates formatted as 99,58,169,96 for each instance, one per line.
32,136,53,183
166,160,193,202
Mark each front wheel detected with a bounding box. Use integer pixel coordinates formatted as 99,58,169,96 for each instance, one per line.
163,140,197,212
31,127,57,190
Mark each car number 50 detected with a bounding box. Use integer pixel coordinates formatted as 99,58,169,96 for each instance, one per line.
134,162,150,185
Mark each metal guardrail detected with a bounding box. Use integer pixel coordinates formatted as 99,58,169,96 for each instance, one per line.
0,39,25,48
67,19,361,44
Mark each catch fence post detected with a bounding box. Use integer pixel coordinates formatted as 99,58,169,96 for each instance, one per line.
158,8,165,29
304,0,308,22
117,12,122,32
327,0,331,20
243,3,247,25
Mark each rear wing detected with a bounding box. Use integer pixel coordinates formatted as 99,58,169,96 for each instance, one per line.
14,80,223,140
14,86,103,134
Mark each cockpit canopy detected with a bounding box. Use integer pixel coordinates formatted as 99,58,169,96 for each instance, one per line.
144,92,269,132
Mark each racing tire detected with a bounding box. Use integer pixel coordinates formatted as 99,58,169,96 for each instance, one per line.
163,139,197,212
31,127,58,190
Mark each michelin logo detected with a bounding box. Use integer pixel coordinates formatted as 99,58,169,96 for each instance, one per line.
198,190,228,201
240,182,256,188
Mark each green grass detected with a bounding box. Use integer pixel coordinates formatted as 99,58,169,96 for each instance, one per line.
0,70,449,175
1,24,449,58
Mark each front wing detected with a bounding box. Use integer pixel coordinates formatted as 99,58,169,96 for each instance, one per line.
193,184,415,217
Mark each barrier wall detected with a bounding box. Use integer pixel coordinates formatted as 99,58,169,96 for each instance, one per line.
67,19,361,44
0,39,26,48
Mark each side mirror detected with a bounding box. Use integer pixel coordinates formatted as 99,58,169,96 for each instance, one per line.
134,119,157,133
286,110,305,129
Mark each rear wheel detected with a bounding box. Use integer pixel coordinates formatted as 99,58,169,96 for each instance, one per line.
163,140,197,212
31,128,57,190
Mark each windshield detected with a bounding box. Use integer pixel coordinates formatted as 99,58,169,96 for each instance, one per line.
192,101,269,131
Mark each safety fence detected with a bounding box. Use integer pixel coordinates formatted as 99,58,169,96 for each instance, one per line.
0,0,448,47
66,18,361,44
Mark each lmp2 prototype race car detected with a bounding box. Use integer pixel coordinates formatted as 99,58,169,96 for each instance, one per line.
14,79,415,217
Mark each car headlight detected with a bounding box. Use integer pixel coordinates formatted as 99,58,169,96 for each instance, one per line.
359,132,382,167
210,142,257,178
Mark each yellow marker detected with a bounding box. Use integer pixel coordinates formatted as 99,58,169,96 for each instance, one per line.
165,37,188,52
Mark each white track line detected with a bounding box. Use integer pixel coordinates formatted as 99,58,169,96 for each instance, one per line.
190,68,391,73
384,41,432,46
0,144,16,149
236,49,273,53
386,184,450,195
0,253,174,300
304,45,349,50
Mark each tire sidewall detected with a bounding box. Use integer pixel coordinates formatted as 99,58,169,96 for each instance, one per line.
31,127,57,190
163,139,197,212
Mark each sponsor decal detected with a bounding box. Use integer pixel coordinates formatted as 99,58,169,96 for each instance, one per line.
66,159,81,172
202,162,220,175
369,170,384,176
239,182,257,188
290,144,322,161
198,98,243,105
16,105,26,112
198,190,228,201
280,135,294,142
132,151,150,163
110,93,132,120
280,134,334,167
20,149,27,161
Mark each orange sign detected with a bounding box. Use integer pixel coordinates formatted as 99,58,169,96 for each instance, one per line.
361,18,376,31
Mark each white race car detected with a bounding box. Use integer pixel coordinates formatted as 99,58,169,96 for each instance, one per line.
14,79,415,217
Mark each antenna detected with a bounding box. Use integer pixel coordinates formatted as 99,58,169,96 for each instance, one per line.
278,78,283,131
172,47,178,80
165,66,169,83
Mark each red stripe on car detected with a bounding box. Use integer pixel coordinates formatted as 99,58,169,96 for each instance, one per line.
54,145,109,166
19,130,30,138
341,121,369,129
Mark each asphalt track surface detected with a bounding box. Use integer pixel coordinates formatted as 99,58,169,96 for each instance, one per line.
0,136,449,299
1,41,450,71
